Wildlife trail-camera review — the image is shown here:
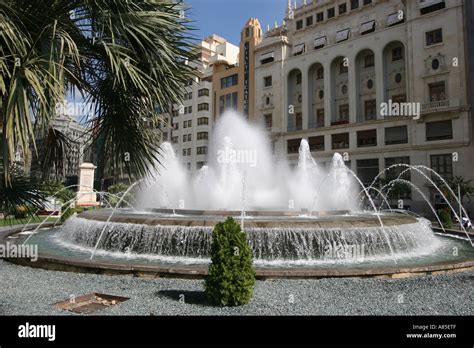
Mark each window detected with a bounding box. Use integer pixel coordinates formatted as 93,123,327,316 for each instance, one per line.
360,20,376,34
364,100,377,120
392,47,403,61
196,161,206,169
171,136,178,144
296,20,303,30
357,129,377,147
364,53,375,68
264,76,272,87
339,3,347,14
339,104,349,120
316,12,324,22
317,109,325,127
287,139,302,154
426,29,443,46
219,92,238,114
357,159,379,186
336,29,350,42
296,73,302,85
316,67,324,80
385,126,408,145
314,36,326,50
198,88,209,97
430,154,453,180
182,134,191,142
392,94,407,103
385,156,412,200
264,114,272,130
327,7,335,18
426,120,452,141
295,112,302,130
197,117,209,125
309,136,325,152
293,44,305,56
387,12,404,27
351,0,359,10
420,0,446,15
182,149,187,157
220,74,238,89
197,132,208,140
198,103,209,111
429,82,446,101
332,133,349,149
197,146,208,155
260,52,275,64
306,16,313,26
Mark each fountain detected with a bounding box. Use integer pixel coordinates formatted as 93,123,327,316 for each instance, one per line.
2,111,474,278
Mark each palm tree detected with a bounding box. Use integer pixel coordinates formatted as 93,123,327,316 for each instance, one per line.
0,0,195,208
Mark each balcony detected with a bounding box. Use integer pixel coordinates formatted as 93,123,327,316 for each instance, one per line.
421,99,450,112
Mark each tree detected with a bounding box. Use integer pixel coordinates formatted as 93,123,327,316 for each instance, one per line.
446,176,473,205
0,0,195,211
205,217,256,307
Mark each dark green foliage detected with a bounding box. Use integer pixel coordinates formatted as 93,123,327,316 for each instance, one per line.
0,171,46,219
438,208,452,229
205,217,256,306
0,0,196,182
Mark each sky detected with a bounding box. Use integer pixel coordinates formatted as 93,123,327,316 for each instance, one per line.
184,0,288,45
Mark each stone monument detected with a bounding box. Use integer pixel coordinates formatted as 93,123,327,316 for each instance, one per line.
76,163,98,207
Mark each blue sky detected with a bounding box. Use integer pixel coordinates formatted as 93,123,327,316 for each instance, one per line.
185,0,287,45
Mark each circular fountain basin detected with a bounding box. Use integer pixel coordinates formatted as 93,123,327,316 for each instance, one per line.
3,209,474,279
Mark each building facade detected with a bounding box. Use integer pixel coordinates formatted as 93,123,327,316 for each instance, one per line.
254,0,474,214
31,113,86,182
212,18,263,121
170,35,239,171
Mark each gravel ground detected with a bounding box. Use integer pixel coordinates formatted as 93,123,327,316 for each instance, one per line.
0,260,473,316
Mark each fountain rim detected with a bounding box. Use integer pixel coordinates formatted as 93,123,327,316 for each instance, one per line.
1,223,474,279
75,208,421,228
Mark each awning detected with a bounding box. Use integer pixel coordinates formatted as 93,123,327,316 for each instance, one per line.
360,20,376,34
293,43,305,55
260,51,274,61
387,11,404,26
336,29,350,43
313,36,327,49
419,0,444,9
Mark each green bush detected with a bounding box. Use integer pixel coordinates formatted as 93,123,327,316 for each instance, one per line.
438,208,452,229
205,217,256,306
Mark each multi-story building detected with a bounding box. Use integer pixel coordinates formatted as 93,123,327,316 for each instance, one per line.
171,35,239,171
254,0,474,215
31,113,86,182
212,19,263,121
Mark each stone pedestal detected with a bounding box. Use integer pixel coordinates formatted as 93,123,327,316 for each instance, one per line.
76,163,98,207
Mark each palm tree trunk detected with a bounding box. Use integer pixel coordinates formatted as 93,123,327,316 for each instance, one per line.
0,96,9,188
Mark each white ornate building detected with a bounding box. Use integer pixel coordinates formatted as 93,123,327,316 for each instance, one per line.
254,0,474,214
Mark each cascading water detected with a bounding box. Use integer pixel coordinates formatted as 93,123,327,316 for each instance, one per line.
56,215,442,265
27,110,472,268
